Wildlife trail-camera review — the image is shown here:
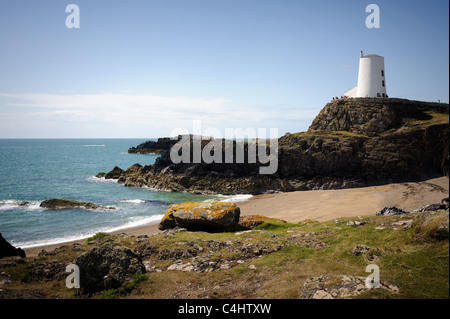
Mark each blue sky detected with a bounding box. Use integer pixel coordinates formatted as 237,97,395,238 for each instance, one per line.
0,0,448,138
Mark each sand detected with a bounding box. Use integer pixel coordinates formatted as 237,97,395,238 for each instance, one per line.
23,176,449,257
238,177,449,223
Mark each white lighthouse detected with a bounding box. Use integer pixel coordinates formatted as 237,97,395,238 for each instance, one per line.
345,51,387,98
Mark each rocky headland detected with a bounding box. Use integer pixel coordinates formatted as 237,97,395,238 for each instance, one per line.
97,98,449,194
128,137,181,155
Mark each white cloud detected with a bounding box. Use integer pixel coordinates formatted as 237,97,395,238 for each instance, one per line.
0,92,319,138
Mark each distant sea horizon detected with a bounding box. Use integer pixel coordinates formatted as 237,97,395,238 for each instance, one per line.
0,138,250,248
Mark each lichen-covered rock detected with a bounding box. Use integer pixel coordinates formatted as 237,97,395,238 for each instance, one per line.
159,202,240,232
159,208,177,230
75,242,145,294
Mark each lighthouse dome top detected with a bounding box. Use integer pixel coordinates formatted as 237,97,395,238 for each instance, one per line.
364,53,383,58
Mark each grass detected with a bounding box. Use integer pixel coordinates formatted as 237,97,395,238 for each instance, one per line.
85,232,110,244
1,210,448,299
98,274,149,299
380,243,449,299
403,111,449,128
155,212,448,299
285,108,448,146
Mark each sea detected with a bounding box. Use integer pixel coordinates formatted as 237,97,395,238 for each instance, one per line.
0,139,251,249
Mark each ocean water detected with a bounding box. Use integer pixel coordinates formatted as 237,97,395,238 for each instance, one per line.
0,139,250,248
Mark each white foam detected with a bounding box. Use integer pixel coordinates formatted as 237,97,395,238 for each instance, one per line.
119,199,146,204
221,194,253,202
87,176,119,183
0,200,42,211
99,215,164,233
204,194,253,203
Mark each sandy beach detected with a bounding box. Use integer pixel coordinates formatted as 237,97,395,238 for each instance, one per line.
24,176,449,257
238,176,449,223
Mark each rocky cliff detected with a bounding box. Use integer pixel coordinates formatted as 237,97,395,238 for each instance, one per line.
98,98,449,194
128,137,180,154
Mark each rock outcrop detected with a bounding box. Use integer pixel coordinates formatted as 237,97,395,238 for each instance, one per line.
376,207,409,216
300,275,399,299
40,198,114,211
95,166,123,179
159,202,240,232
309,98,442,136
0,233,26,258
75,242,145,294
98,98,449,194
412,198,449,213
128,136,185,154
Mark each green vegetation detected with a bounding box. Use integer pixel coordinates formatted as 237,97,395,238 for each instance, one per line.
99,274,149,299
403,111,449,128
6,261,41,283
1,210,448,299
85,232,110,244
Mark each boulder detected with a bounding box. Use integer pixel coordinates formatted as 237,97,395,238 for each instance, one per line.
376,206,409,216
412,198,450,213
75,242,145,294
40,198,114,211
0,233,26,258
159,202,240,232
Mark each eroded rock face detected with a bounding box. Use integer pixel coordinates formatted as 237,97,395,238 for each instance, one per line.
309,98,441,135
159,202,240,232
75,242,145,294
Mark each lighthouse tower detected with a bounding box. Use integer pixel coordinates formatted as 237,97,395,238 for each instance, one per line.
345,51,387,98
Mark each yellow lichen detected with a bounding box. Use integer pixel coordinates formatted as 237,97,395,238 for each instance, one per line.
164,201,237,221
